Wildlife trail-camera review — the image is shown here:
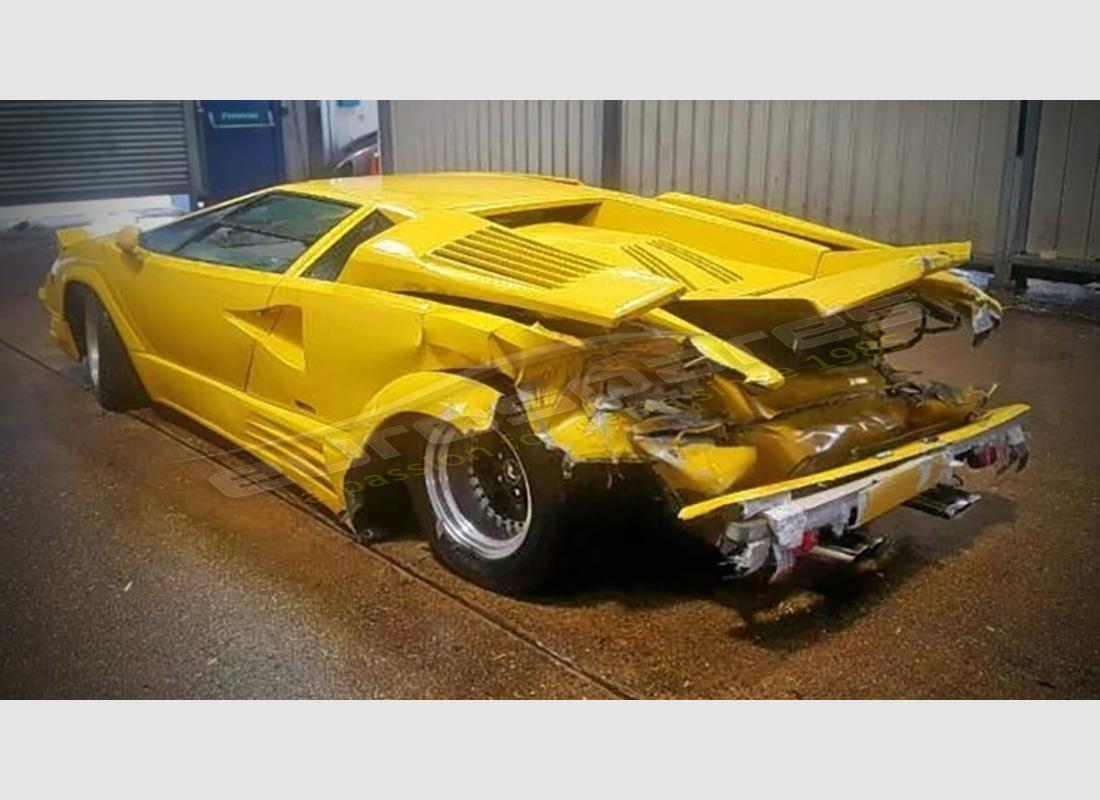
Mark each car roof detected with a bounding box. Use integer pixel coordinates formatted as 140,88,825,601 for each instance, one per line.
288,172,606,212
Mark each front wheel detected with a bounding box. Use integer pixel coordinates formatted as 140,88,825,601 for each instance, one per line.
410,420,569,595
79,290,147,412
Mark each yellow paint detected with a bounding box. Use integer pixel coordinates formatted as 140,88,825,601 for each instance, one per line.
856,453,954,524
679,403,1030,521
637,440,758,496
656,193,887,252
40,172,1027,527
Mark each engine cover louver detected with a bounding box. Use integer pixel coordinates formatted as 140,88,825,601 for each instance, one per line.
417,223,684,328
428,225,744,295
623,240,743,290
428,226,608,288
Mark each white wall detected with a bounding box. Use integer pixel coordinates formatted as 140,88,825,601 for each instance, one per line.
281,101,380,181
323,101,379,159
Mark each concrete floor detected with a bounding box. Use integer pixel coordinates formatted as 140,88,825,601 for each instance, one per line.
1,230,1098,699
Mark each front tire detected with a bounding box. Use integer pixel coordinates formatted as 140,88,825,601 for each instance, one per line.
79,290,147,412
410,418,569,595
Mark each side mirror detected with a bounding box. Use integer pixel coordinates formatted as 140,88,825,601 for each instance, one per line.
116,226,141,255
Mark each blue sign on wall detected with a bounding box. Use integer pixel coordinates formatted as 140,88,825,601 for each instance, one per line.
198,100,285,203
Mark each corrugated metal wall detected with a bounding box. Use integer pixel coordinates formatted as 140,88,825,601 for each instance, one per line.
387,100,1018,257
621,101,1018,256
389,101,603,185
1025,101,1100,262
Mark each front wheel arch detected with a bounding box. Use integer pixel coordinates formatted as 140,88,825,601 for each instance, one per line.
63,281,92,357
65,284,147,411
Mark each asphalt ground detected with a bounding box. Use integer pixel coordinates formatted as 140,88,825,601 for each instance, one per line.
1,230,1098,698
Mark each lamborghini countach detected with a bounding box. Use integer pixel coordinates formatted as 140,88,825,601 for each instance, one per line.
40,173,1029,593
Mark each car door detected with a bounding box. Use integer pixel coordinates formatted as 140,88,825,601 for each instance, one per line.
240,208,430,497
114,191,357,433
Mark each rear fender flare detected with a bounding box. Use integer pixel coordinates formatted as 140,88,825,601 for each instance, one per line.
339,371,504,535
346,370,503,475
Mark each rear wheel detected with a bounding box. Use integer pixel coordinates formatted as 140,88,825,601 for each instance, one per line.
410,419,569,595
79,290,147,411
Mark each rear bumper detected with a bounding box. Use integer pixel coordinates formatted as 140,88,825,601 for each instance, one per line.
677,403,1030,570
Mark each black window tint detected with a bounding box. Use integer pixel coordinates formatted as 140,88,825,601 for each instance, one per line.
140,200,245,254
169,193,355,274
176,225,308,272
227,194,353,242
303,211,396,281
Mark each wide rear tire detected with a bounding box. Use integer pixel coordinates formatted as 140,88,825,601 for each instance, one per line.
409,417,569,595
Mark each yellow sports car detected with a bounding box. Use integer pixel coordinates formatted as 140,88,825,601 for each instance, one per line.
39,173,1029,593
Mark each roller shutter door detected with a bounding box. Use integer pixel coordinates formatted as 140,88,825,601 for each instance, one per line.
0,101,192,206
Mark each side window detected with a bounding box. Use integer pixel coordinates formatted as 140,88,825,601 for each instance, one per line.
141,193,356,274
140,200,246,254
302,210,396,281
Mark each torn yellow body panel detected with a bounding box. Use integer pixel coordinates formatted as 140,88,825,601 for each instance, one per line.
679,403,1030,522
915,270,1003,340
636,439,758,496
643,309,786,388
333,371,504,494
355,371,502,438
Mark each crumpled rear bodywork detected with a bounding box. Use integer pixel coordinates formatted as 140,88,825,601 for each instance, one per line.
505,331,1010,504
327,184,1026,558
